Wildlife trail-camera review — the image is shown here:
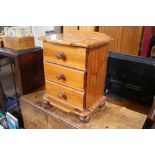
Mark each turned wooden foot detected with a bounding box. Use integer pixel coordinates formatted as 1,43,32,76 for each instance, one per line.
98,101,105,108
43,99,52,106
79,116,90,123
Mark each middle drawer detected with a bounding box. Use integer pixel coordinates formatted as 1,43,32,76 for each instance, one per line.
44,62,86,91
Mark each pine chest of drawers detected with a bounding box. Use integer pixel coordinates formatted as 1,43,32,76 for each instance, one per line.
40,31,111,122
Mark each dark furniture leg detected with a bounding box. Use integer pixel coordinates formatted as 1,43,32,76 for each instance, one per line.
0,82,7,113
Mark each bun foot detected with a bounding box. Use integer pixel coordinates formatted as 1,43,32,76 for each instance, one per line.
43,99,52,106
98,101,105,108
79,116,90,123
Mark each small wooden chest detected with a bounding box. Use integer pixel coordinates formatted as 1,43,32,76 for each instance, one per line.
40,31,112,122
3,36,35,50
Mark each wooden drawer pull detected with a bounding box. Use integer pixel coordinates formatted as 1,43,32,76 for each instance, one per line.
56,52,66,60
56,73,65,80
58,92,67,100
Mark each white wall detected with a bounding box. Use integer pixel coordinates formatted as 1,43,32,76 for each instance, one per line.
32,26,55,47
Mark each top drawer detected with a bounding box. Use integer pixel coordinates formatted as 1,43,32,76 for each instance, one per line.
43,42,86,70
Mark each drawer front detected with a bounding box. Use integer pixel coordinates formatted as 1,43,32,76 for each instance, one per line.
44,62,85,91
43,42,86,70
45,80,84,109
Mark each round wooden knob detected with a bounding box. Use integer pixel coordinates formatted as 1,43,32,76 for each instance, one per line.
58,92,67,100
56,73,65,80
56,52,65,60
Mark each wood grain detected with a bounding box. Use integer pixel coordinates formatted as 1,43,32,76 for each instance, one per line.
63,26,97,33
41,31,112,116
99,26,143,55
0,47,45,95
44,62,85,90
63,26,78,33
43,42,86,70
85,44,109,109
40,31,112,48
20,101,71,129
20,101,48,129
18,49,45,94
45,80,85,109
3,36,35,50
119,26,143,55
106,97,153,116
47,116,71,129
99,26,122,51
79,26,97,32
20,90,147,129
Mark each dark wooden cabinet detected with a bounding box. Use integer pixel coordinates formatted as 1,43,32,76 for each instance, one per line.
0,47,45,95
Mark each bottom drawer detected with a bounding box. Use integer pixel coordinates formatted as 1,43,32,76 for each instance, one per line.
45,80,85,110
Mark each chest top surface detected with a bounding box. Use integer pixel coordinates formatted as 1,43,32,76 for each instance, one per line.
39,31,112,48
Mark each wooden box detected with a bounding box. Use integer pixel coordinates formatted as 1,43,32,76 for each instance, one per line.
3,36,35,50
39,31,112,122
